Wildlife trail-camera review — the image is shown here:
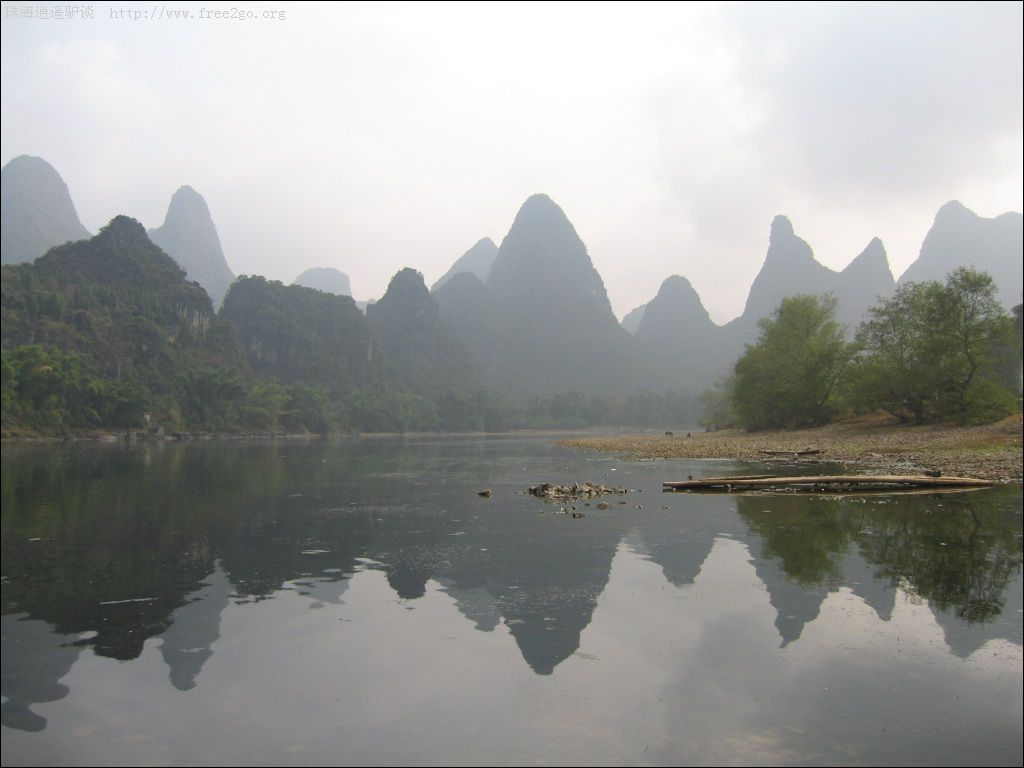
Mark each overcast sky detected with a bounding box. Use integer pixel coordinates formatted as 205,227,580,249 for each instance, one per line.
2,1,1021,322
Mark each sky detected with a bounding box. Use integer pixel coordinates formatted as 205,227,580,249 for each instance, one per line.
2,1,1021,323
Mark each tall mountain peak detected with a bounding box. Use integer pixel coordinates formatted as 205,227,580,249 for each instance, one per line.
148,186,234,307
740,215,833,323
637,275,712,333
488,194,613,320
834,237,895,328
769,214,795,242
900,200,1022,310
1,155,91,264
841,237,892,281
934,199,972,221
634,274,726,391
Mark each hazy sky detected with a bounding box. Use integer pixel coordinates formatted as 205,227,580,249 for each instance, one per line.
2,1,1021,322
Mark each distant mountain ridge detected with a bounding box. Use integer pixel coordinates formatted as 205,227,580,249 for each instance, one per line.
3,154,1020,405
1,155,91,264
293,267,352,297
431,237,498,292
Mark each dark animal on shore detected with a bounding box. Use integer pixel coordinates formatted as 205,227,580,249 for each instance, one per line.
665,431,674,437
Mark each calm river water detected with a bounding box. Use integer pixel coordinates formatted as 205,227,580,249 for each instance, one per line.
1,435,1021,766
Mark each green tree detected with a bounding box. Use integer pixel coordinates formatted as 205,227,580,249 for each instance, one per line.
853,268,1016,424
731,295,852,430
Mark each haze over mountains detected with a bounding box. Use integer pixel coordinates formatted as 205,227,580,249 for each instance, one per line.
0,156,91,265
2,154,1020,402
148,185,235,308
292,267,352,297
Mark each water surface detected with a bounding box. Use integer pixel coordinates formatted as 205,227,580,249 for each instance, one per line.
2,436,1021,765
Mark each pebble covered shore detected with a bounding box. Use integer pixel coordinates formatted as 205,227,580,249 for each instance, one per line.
559,414,1024,483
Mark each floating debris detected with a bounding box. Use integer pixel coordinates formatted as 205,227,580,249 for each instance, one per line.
663,474,994,494
528,482,629,504
477,489,492,498
99,597,159,605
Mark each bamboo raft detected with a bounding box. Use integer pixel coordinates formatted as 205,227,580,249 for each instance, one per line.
663,474,995,494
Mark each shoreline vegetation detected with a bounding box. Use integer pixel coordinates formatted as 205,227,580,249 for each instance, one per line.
558,413,1024,483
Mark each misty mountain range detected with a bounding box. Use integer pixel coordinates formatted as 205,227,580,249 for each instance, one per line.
2,154,1021,398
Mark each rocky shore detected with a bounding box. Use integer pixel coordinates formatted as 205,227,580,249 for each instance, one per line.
558,414,1023,483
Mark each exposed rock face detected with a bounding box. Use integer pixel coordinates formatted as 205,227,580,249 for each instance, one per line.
148,186,235,307
900,200,1023,310
293,267,352,297
1,155,91,264
431,237,498,292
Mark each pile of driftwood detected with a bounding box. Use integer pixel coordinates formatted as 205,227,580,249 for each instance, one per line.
663,474,994,494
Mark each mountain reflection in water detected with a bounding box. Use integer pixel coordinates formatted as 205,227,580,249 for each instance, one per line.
1,436,1021,765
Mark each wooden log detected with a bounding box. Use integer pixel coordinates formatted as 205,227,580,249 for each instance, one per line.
760,449,824,456
663,474,994,492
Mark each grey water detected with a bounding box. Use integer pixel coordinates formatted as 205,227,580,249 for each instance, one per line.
1,435,1021,766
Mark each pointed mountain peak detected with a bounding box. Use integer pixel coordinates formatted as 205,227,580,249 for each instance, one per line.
740,215,833,324
841,237,892,281
376,267,432,307
431,237,498,292
900,200,1022,310
520,192,561,214
636,275,713,338
1,154,91,264
165,185,209,215
148,185,234,306
935,199,972,221
770,215,795,241
653,275,705,307
763,214,820,269
503,194,577,240
489,194,603,296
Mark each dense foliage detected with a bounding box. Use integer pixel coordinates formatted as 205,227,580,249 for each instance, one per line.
725,269,1020,429
731,295,853,430
850,268,1017,424
1,217,246,431
1,224,701,434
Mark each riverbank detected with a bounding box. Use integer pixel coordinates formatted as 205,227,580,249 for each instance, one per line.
558,414,1024,483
